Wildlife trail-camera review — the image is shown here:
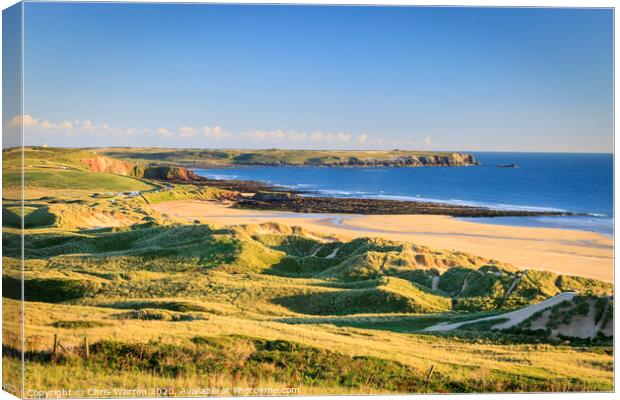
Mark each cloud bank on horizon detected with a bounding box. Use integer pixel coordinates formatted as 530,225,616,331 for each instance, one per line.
3,112,611,153
5,114,441,151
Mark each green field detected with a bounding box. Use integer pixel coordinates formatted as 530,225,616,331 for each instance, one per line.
2,147,157,201
94,147,474,167
1,147,614,396
4,170,155,192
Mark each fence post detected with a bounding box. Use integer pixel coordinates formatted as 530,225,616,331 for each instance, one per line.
52,334,58,355
425,365,435,384
83,337,89,359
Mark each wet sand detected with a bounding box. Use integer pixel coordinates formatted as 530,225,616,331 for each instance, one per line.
152,200,613,282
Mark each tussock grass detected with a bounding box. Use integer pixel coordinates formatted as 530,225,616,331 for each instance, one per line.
51,320,109,329
2,146,614,394
3,206,56,228
141,185,233,205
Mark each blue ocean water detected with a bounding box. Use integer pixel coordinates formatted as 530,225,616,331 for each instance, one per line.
194,152,613,235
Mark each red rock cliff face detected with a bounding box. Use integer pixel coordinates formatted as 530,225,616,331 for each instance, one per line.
81,157,200,182
81,156,135,176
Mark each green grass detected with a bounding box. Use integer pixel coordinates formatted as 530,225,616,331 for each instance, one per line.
3,276,100,303
1,146,614,394
97,147,466,167
3,206,56,228
8,222,611,311
4,169,154,192
111,309,203,322
8,334,612,394
51,320,109,329
141,185,233,205
557,275,614,296
102,300,211,312
273,277,450,316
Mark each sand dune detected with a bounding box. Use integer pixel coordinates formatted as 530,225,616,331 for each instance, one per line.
423,292,577,332
151,200,613,282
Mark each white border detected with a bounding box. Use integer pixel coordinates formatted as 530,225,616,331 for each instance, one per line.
0,1,616,400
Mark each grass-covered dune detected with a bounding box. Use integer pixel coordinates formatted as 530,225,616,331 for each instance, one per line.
4,223,611,315
1,146,613,395
96,147,478,167
2,219,614,394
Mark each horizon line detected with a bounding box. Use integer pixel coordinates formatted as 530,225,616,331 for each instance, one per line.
4,145,614,155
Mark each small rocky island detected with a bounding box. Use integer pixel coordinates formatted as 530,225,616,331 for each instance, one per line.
496,163,518,168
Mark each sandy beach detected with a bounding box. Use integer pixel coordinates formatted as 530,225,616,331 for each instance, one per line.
152,200,613,282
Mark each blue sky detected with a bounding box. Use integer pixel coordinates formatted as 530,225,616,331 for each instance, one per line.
6,3,614,151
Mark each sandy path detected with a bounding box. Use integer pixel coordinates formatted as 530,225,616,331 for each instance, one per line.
423,292,577,332
151,200,613,282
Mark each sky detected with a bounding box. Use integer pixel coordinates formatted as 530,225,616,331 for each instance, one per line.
3,3,614,152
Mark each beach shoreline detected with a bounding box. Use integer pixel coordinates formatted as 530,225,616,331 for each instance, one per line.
168,174,584,218
188,152,613,234
151,200,613,282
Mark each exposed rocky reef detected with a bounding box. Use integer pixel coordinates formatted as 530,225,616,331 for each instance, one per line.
234,191,578,218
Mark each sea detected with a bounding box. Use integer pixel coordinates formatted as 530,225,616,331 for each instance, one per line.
193,152,614,236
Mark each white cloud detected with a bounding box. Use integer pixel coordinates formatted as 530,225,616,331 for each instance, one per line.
356,133,368,144
40,120,55,130
261,130,306,142
156,128,173,138
253,130,285,141
6,114,39,129
4,114,76,137
178,126,197,138
5,113,385,149
58,121,73,130
203,126,227,139
309,131,351,143
80,120,96,133
287,131,306,142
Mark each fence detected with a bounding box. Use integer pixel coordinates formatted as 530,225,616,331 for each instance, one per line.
2,331,91,360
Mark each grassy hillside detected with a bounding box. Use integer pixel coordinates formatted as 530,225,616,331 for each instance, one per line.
3,147,157,200
2,146,234,230
2,218,613,394
5,169,154,192
95,147,477,167
4,223,610,312
1,146,613,396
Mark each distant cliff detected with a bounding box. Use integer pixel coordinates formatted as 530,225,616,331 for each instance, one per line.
81,156,199,182
140,165,200,181
81,156,136,176
99,149,479,168
307,153,478,167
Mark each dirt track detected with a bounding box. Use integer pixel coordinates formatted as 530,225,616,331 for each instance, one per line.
423,292,577,332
